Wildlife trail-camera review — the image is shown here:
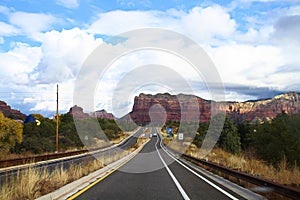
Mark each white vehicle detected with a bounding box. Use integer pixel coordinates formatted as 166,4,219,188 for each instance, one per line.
153,133,157,137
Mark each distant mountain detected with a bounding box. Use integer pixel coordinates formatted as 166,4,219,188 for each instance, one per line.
124,92,300,124
67,105,90,119
67,105,115,119
93,109,114,119
0,100,26,120
3,91,300,124
226,92,300,123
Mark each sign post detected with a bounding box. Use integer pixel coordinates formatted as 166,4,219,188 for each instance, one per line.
167,127,172,138
178,133,184,140
56,84,59,153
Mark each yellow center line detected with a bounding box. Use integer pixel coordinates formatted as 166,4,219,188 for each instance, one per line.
67,144,146,200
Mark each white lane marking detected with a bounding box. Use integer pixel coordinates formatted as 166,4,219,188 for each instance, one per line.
158,136,239,200
155,136,190,200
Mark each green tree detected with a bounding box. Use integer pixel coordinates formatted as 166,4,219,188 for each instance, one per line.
250,112,300,167
14,117,56,153
0,112,23,152
59,114,83,148
237,122,252,150
218,116,241,154
192,122,209,148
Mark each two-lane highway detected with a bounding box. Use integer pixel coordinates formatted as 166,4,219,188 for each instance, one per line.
68,128,252,200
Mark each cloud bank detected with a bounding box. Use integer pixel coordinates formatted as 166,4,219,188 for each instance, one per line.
0,2,299,116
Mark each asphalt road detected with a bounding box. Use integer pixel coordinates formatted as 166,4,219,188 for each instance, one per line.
70,128,246,200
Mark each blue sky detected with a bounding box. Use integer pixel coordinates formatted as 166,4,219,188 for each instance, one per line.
0,0,299,117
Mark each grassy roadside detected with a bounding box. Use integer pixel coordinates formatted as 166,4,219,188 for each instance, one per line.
0,136,149,200
110,132,130,144
0,147,87,161
164,138,300,188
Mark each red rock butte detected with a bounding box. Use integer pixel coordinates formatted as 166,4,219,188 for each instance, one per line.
125,92,300,125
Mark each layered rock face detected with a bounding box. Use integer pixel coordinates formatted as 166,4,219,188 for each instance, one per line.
0,101,26,119
128,92,300,124
129,93,212,124
93,109,114,119
67,105,90,119
68,105,115,120
226,92,300,122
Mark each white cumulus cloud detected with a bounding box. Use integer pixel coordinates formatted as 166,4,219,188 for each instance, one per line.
36,28,103,84
9,12,59,41
88,5,236,44
0,28,103,114
0,42,42,84
180,5,236,42
0,21,19,36
1,3,299,115
208,44,294,90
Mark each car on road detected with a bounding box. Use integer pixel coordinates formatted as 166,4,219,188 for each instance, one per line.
153,133,157,137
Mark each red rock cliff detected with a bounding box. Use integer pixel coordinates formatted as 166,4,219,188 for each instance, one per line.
67,105,90,119
128,92,300,124
93,109,115,119
68,106,115,120
0,100,26,119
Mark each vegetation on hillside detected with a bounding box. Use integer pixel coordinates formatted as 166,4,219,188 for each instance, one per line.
162,111,300,169
0,113,124,154
250,112,300,167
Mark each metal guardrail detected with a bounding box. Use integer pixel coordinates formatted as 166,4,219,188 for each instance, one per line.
0,127,145,188
0,150,89,168
0,128,144,168
181,153,300,200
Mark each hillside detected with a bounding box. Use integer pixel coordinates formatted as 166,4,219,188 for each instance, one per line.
67,105,115,119
126,92,300,124
0,101,26,120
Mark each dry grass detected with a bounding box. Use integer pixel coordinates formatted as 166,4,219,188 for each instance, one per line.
160,126,300,188
110,132,129,144
130,137,150,151
0,147,88,161
0,135,149,200
0,166,49,200
182,144,300,187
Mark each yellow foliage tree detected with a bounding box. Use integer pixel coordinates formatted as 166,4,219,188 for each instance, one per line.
0,112,23,152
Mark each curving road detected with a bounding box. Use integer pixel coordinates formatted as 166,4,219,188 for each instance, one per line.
68,128,258,200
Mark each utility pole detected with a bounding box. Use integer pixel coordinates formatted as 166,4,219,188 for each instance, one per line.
56,84,59,153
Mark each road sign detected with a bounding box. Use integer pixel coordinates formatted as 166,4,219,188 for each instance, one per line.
178,133,184,140
167,127,172,134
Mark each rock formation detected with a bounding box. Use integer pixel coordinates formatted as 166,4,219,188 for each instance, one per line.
0,101,26,119
92,109,114,119
127,92,300,124
68,106,115,120
67,105,90,119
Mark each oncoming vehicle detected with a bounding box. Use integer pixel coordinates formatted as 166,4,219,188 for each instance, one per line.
153,133,157,137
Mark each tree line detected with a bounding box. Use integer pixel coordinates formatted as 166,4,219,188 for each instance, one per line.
0,113,123,154
1,110,300,168
163,111,300,168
